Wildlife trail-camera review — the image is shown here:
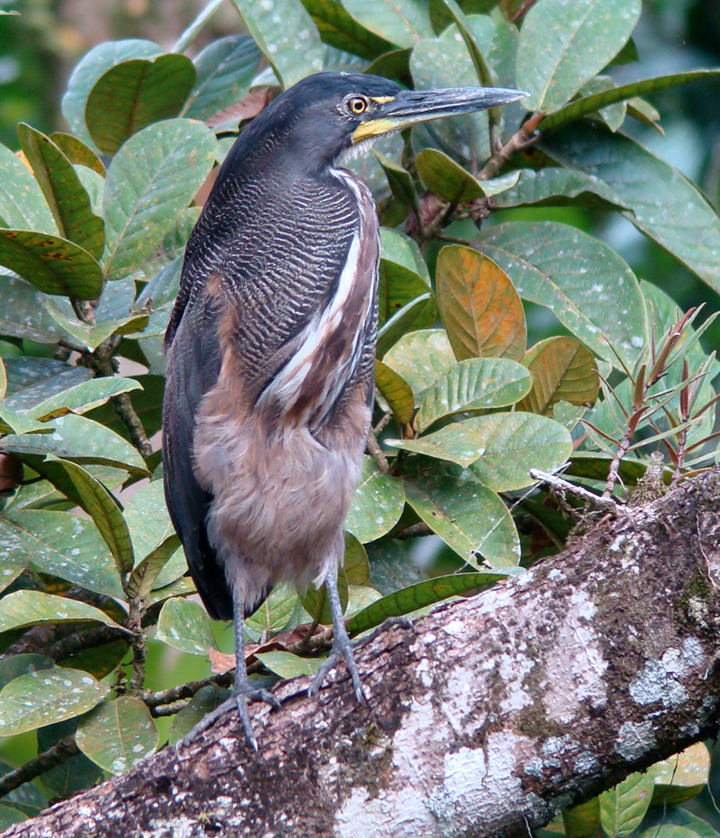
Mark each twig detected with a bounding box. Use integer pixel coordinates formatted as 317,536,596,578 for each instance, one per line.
112,392,154,459
366,434,389,473
45,625,128,662
477,112,544,181
150,700,192,718
142,674,233,708
388,521,434,540
0,736,79,799
529,469,620,516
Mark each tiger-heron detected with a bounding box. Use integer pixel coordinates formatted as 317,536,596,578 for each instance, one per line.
163,72,525,746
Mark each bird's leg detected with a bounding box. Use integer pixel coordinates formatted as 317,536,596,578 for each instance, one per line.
308,567,367,703
179,587,281,750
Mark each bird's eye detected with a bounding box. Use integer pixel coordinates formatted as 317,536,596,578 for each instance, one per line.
348,97,368,115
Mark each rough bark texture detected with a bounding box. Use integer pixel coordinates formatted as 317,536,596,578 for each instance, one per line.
4,469,720,838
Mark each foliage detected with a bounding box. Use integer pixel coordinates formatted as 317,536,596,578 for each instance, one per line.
0,0,718,830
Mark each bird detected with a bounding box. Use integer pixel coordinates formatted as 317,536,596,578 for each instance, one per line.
162,71,526,747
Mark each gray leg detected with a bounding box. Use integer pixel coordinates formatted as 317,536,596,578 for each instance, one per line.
179,586,281,750
308,567,366,703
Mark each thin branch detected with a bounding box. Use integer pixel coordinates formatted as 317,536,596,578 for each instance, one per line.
142,674,233,708
477,112,544,181
529,469,621,516
111,392,154,459
0,736,79,799
366,434,389,473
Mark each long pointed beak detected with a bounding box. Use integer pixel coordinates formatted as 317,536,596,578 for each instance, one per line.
352,86,527,144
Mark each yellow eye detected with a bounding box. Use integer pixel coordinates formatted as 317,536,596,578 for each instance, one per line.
348,97,368,115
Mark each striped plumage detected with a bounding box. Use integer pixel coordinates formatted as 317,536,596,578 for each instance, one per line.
162,72,526,746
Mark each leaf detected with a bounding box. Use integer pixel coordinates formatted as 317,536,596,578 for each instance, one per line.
156,597,215,655
375,360,414,424
346,570,515,635
375,152,420,216
0,230,102,299
102,119,216,281
0,405,48,435
37,720,103,798
256,651,320,679
344,532,370,586
126,535,182,602
518,336,599,415
229,0,324,87
43,298,149,352
650,742,711,805
0,668,110,737
300,569,348,623
169,684,231,745
599,771,655,838
394,412,572,490
246,585,300,636
542,122,720,295
1,413,148,476
414,357,532,431
345,455,406,543
182,35,261,121
0,654,54,690
563,798,600,838
540,69,720,133
49,133,106,176
86,55,196,155
76,696,159,774
24,376,142,421
383,329,456,397
0,141,56,232
416,148,484,203
636,828,704,838
123,479,175,561
61,39,164,151
299,0,395,58
0,273,69,345
436,245,527,363
376,294,435,358
16,124,105,260
378,259,430,328
516,0,642,113
379,228,429,278
477,221,647,369
2,357,92,412
343,0,433,47
405,475,519,566
39,457,134,576
492,167,627,211
0,590,127,633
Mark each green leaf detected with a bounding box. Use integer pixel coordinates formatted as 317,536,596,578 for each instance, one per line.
43,298,149,352
86,54,196,155
0,590,127,633
0,405,48,435
543,122,720,295
405,474,519,566
2,357,92,411
636,828,704,838
300,569,348,623
49,133,106,176
383,328,456,397
650,742,711,805
599,771,655,838
229,0,324,87
492,167,626,211
540,70,720,133
0,511,124,597
477,221,647,369
516,0,642,113
40,457,134,576
299,0,395,58
375,152,420,216
126,535,182,602
61,39,163,151
0,230,102,299
343,0,433,47
393,412,572,489
2,413,148,476
416,148,484,203
182,35,261,121
415,357,532,431
17,124,105,260
0,273,68,345
563,798,600,838
436,245,527,362
344,532,370,586
103,119,216,281
0,654,54,690
123,478,175,561
37,720,103,798
168,684,231,745
375,360,415,424
345,455,406,542
246,585,300,635
256,651,320,678
378,258,430,328
76,696,159,774
379,228,429,278
346,570,515,634
24,376,142,421
0,141,56,232
156,597,215,655
518,336,599,415
0,668,110,737
639,808,720,838
376,294,435,358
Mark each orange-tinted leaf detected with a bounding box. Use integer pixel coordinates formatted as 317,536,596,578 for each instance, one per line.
436,245,527,363
209,647,235,675
519,336,599,415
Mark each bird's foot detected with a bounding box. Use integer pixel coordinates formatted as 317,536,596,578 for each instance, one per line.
178,686,282,751
308,631,366,704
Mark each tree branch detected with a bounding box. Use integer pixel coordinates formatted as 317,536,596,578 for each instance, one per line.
4,469,720,838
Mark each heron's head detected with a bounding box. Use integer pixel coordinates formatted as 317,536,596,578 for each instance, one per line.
232,72,527,175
